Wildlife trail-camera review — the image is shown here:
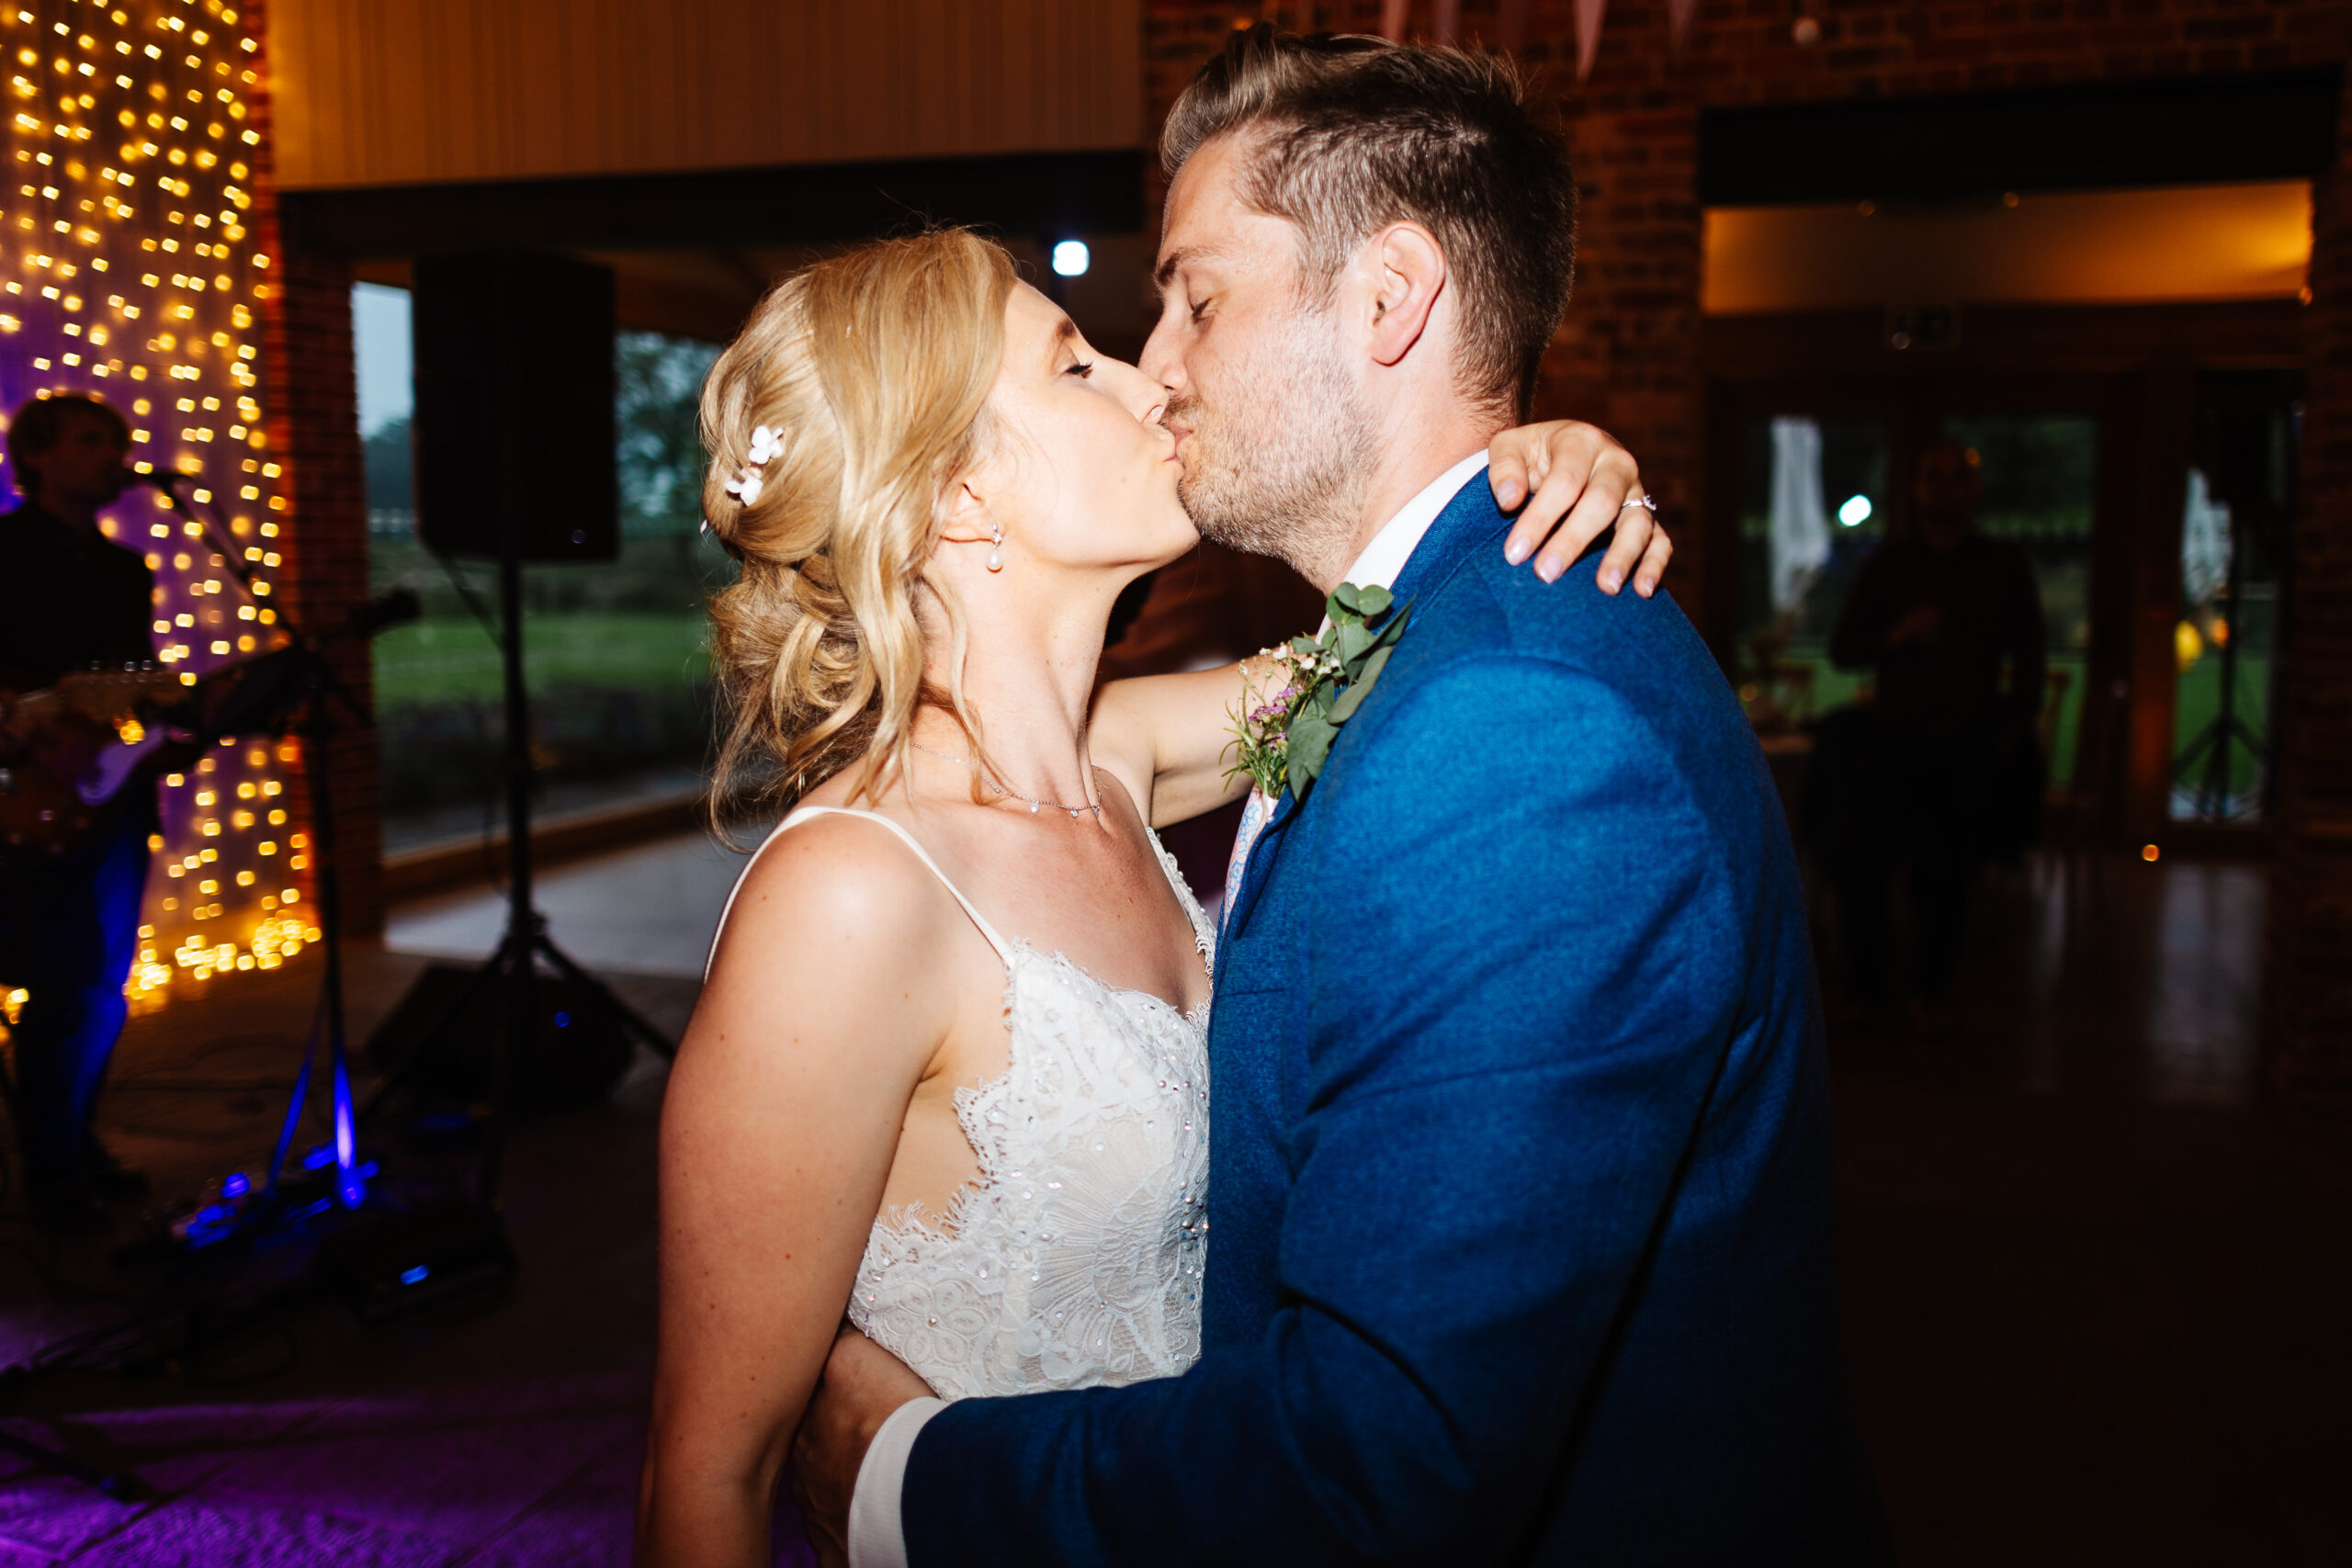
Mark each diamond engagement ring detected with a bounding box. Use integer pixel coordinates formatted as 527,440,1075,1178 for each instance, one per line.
1621,495,1657,513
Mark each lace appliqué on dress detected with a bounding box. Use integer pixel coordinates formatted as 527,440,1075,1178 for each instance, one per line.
845,830,1215,1402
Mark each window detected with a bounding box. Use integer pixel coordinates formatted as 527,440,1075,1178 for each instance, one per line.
2171,374,2296,824
352,286,729,853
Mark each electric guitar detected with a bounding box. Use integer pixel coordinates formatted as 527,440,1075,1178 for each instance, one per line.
1,593,417,859
1,664,206,858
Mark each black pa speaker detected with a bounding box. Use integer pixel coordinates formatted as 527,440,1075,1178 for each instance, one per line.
411,249,617,562
365,961,636,1116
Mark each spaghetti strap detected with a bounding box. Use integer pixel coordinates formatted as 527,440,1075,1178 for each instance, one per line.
705,805,1013,982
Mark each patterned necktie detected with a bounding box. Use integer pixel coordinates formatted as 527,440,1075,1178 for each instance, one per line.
1218,787,1275,937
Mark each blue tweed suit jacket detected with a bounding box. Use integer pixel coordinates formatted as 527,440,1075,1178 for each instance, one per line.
899,474,1887,1565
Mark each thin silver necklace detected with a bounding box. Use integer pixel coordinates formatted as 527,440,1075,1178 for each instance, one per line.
912,742,1102,821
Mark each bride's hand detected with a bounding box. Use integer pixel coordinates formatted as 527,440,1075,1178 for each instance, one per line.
1487,420,1672,595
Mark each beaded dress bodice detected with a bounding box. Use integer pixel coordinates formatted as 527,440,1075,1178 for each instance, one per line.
718,806,1213,1403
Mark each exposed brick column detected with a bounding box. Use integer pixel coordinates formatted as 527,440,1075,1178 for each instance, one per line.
246,0,386,939
1534,86,1706,621
2264,70,2352,1102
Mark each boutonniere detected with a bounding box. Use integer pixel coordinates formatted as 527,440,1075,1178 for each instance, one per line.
1228,582,1412,806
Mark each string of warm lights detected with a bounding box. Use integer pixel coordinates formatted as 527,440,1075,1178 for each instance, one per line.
2,0,311,1010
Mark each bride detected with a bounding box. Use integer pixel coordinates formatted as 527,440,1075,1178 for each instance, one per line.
636,229,1666,1564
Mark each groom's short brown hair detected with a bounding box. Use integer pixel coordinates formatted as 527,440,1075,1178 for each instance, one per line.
1161,25,1577,421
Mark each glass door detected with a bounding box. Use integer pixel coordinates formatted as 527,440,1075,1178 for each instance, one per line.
2170,371,2297,824
1733,412,1894,733
1937,412,2097,789
1727,382,2110,797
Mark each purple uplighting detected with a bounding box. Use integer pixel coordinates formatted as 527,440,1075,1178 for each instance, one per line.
0,1374,823,1563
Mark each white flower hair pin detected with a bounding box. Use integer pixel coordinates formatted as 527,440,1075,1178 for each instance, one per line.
725,424,784,507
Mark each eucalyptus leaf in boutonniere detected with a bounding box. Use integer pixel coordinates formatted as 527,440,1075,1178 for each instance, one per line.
1227,581,1412,806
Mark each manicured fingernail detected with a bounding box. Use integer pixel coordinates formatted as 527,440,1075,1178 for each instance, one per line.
1601,570,1623,592
1505,538,1531,565
1538,558,1562,582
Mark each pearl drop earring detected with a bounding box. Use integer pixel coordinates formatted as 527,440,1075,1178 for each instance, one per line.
986,521,1004,572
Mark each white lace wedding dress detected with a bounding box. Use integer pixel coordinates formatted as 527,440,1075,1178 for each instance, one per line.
711,805,1213,1402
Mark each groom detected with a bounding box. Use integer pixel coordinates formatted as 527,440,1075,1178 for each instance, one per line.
800,28,1887,1565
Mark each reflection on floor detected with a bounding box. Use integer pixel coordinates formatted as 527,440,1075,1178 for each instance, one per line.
1826,852,2266,1108
1826,852,2347,1566
1,838,2341,1564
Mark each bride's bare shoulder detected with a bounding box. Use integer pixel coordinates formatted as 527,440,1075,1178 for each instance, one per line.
670,810,966,1177
704,810,956,994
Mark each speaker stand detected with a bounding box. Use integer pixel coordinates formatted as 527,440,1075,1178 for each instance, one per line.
470,549,672,1205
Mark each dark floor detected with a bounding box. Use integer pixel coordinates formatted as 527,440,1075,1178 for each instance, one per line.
2,840,2343,1565
1826,852,2349,1566
0,941,698,1567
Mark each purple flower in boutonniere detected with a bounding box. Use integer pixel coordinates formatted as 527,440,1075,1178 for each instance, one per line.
1227,582,1411,806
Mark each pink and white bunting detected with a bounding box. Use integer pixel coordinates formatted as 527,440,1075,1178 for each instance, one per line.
1367,0,1697,73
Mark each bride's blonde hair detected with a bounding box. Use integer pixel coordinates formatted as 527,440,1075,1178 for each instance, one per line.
701,229,1017,815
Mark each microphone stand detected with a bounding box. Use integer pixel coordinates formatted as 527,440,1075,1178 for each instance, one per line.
142,469,368,1213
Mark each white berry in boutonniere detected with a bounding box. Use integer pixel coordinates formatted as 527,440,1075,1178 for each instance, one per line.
1227,582,1411,806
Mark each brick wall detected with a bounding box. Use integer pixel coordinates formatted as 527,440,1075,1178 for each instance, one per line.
2267,66,2352,1102
1146,0,2352,1096
245,0,387,939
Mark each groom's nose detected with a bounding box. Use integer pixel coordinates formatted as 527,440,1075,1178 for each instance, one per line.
1138,311,1183,393
1098,355,1167,422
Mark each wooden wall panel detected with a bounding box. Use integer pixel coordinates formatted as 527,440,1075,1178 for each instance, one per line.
267,0,1142,190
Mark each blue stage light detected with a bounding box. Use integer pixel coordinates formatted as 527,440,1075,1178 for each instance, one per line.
333,1045,365,1208
400,1265,430,1286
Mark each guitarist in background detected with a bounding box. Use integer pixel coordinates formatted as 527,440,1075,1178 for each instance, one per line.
0,392,163,1232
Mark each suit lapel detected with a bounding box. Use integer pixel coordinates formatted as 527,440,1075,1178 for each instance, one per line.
1221,471,1509,943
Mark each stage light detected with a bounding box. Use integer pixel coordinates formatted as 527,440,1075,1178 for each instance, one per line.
1838,493,1871,527
2143,843,2161,863
1050,239,1090,277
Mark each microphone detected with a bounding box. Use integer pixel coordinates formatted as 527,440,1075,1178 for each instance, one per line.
123,466,198,490
340,588,423,640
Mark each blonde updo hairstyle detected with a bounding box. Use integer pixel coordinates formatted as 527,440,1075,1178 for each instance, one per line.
702,229,1019,816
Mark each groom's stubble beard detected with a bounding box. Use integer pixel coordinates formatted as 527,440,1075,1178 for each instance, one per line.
1170,297,1374,583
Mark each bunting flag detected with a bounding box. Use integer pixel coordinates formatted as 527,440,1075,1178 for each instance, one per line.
1374,0,1683,62
1499,0,1532,50
1575,0,1609,79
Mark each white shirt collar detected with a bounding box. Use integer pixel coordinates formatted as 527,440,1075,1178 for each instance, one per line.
1334,450,1492,595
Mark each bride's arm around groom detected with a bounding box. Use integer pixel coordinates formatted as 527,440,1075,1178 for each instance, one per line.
808,509,1881,1566
795,27,1887,1566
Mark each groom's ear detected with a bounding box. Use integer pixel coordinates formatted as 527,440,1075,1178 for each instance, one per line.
1364,222,1447,371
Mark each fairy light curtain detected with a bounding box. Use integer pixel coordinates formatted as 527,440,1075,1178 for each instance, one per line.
2,0,312,1009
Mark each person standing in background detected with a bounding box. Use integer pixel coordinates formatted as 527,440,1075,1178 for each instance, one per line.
1821,441,2046,1035
0,393,157,1232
